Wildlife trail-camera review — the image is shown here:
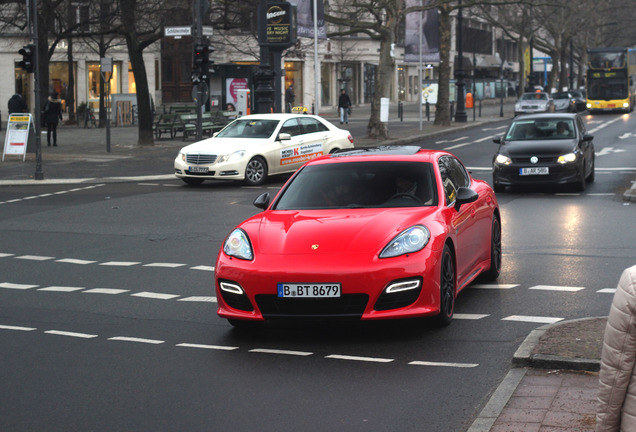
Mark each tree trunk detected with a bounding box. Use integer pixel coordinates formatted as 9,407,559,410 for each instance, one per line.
434,5,451,126
120,0,154,146
366,31,394,139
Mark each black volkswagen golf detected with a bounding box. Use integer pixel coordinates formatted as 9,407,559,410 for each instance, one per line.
492,113,595,192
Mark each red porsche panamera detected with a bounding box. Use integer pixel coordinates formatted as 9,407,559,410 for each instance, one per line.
215,146,501,327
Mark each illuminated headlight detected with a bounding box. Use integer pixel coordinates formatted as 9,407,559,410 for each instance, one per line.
386,279,421,293
495,154,512,165
380,225,430,258
515,103,522,110
223,229,253,260
586,103,592,109
557,152,577,164
217,150,246,164
623,102,630,108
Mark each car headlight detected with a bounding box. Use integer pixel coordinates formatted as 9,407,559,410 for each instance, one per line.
223,229,253,260
217,150,246,164
557,152,577,164
515,103,522,110
178,152,186,162
380,225,430,258
495,154,512,165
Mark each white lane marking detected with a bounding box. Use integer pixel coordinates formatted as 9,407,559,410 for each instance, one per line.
56,258,97,265
143,262,187,268
436,136,469,144
588,116,623,134
16,255,54,261
38,286,85,292
99,261,141,267
250,348,313,356
482,125,508,131
409,361,479,368
529,285,585,292
598,288,616,294
502,315,564,324
470,284,518,289
44,330,98,339
0,325,37,331
454,313,489,320
0,185,105,205
83,288,130,295
444,142,471,150
0,253,15,258
465,166,492,171
0,282,38,290
191,265,215,272
108,336,164,344
131,292,180,300
177,343,239,351
178,296,217,303
587,193,616,196
326,354,394,363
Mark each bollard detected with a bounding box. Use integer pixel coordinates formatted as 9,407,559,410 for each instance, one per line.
479,99,482,117
398,101,403,121
450,102,455,120
425,102,430,121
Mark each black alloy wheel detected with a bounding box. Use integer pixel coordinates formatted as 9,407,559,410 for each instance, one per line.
482,216,502,280
437,245,456,327
244,156,268,186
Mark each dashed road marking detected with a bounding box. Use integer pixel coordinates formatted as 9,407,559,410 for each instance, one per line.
99,261,141,267
45,330,98,339
409,361,478,368
470,284,519,289
250,348,313,356
0,282,39,290
502,315,563,324
177,343,239,351
529,285,585,292
455,313,489,320
38,286,85,292
326,354,394,363
0,184,105,205
82,288,130,295
108,336,165,344
131,291,180,300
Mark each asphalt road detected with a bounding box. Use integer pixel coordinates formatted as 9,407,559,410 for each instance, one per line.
0,112,634,431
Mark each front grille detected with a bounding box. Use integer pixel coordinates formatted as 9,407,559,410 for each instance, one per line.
511,156,557,164
255,294,369,319
186,153,217,165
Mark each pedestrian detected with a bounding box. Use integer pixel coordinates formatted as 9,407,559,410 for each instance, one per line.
285,85,295,113
42,92,63,147
338,88,351,124
596,265,636,431
8,93,28,115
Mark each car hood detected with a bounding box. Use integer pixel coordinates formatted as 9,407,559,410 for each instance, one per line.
180,137,268,154
500,139,577,156
244,208,438,255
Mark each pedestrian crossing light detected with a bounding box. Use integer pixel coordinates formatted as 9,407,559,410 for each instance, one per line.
193,43,209,67
18,44,35,73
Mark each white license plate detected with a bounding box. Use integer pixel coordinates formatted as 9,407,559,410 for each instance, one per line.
277,283,341,298
189,166,208,173
520,167,549,176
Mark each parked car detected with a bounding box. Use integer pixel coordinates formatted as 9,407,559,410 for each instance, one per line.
492,113,595,192
174,114,354,186
514,92,555,116
215,146,502,328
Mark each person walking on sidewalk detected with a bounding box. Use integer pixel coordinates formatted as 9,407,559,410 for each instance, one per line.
43,92,63,147
285,85,295,113
338,88,351,124
597,265,636,431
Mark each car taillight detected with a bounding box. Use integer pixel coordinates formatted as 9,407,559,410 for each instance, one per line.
348,134,354,143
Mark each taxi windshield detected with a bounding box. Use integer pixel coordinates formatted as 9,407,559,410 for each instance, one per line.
216,119,279,139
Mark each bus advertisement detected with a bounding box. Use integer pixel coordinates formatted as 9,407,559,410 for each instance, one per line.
586,47,636,112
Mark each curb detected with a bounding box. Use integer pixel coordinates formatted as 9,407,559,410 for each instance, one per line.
512,317,602,372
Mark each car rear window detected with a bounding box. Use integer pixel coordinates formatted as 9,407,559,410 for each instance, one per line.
273,161,438,210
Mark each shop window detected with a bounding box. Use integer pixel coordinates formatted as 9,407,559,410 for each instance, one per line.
87,62,120,109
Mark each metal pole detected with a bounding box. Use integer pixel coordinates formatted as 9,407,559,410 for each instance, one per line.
454,0,467,122
31,0,43,180
313,0,320,115
195,0,203,140
473,51,476,121
419,10,423,130
500,32,504,117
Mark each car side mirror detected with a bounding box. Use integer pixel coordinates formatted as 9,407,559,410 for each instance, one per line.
278,133,291,141
582,134,594,142
253,193,270,210
493,137,502,144
454,187,478,211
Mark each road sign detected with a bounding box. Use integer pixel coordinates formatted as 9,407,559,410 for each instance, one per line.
165,26,192,37
202,26,213,36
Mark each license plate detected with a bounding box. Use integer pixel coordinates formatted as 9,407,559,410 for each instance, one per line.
519,167,549,176
277,283,341,298
189,166,208,173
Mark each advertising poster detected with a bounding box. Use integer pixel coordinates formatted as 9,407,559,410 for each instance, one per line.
288,0,326,39
225,78,249,106
404,0,440,63
3,114,32,161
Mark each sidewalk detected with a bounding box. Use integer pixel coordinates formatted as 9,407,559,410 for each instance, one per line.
0,101,628,431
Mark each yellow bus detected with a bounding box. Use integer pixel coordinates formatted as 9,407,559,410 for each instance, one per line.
586,47,636,112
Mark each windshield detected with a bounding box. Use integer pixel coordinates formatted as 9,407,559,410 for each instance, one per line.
553,93,571,99
588,80,628,100
274,161,438,210
506,118,576,140
216,119,279,139
520,93,548,101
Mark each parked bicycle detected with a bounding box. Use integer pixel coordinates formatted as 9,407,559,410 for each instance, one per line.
84,106,96,128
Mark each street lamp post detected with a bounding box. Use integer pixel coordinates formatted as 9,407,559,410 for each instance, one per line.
454,0,467,123
499,32,504,117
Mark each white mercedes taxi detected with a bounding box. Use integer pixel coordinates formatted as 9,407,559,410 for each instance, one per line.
174,113,354,186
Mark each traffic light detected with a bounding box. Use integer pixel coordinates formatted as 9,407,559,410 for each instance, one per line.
193,43,214,81
18,44,35,73
193,43,209,67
